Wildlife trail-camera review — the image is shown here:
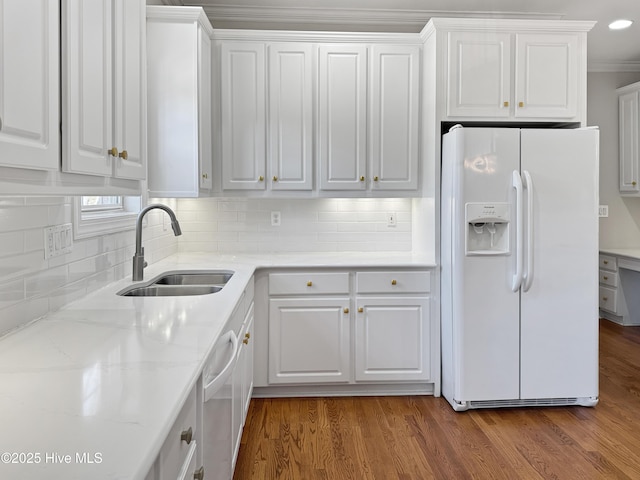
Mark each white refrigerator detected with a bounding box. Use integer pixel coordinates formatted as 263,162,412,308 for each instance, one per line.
441,126,599,411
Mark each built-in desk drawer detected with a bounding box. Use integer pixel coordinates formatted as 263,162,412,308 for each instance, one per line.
599,286,618,314
600,255,618,271
599,269,618,287
269,272,349,295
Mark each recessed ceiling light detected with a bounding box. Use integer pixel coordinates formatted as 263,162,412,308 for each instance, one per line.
609,19,633,30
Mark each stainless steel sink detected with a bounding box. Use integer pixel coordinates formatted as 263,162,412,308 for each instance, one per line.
119,285,223,297
153,271,234,286
117,270,234,297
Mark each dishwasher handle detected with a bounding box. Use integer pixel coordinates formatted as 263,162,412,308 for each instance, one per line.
204,330,239,402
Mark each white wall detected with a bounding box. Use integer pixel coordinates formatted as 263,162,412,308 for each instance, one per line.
175,197,413,253
0,197,177,336
588,71,640,248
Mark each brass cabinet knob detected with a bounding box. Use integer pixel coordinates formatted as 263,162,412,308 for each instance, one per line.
633,181,638,186
307,281,312,287
360,176,365,182
343,307,349,314
391,279,397,285
503,101,509,107
118,149,128,160
202,173,208,179
358,307,364,313
518,101,524,108
273,176,278,181
245,332,250,339
243,338,249,345
181,427,193,444
603,276,609,280
108,147,118,157
259,175,264,181
603,260,609,265
602,296,608,302
193,466,205,480
373,176,379,181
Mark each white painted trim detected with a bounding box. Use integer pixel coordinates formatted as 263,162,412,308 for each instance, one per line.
73,196,142,239
589,62,640,73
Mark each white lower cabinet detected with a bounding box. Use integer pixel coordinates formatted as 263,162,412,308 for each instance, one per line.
265,269,434,388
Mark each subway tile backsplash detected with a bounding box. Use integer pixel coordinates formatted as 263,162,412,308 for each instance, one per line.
0,196,413,336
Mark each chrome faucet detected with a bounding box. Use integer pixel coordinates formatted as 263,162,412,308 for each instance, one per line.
132,204,182,281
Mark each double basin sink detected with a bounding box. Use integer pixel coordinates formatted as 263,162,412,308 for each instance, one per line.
117,270,234,297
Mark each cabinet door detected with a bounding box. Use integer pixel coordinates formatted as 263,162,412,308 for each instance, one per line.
112,0,145,180
355,297,430,382
370,45,420,190
514,34,578,119
447,31,511,118
62,0,113,176
269,298,351,384
198,25,213,190
318,45,367,190
221,42,266,190
619,90,639,193
269,43,313,191
0,0,59,170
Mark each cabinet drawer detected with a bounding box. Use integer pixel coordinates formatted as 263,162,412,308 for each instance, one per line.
269,272,350,295
599,255,617,271
356,271,430,294
599,269,618,287
157,384,197,480
599,286,618,314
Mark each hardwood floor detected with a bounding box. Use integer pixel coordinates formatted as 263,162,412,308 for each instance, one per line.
234,320,640,479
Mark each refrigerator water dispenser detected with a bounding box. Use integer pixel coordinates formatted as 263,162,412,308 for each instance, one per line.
465,203,510,255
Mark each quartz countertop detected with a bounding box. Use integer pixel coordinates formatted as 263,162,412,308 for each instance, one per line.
0,251,435,479
600,248,640,261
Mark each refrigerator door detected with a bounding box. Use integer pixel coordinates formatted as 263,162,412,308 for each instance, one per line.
443,128,521,403
519,128,599,399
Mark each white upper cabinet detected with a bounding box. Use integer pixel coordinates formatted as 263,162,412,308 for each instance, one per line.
618,82,640,195
269,43,313,191
370,45,420,191
434,19,592,123
0,0,60,171
220,42,267,190
318,44,368,191
62,0,146,180
147,6,213,197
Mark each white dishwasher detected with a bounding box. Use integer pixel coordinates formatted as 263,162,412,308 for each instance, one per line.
202,329,238,480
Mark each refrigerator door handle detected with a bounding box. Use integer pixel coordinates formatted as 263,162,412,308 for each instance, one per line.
522,170,534,292
512,170,524,292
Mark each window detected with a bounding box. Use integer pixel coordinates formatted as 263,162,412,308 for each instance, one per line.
73,195,142,239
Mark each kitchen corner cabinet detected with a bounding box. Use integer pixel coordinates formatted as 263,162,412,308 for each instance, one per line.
147,6,214,197
62,0,146,180
618,81,640,195
0,0,59,171
425,18,593,123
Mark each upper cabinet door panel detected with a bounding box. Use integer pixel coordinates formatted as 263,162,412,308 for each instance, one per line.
0,0,59,170
318,45,367,191
370,45,420,190
619,90,640,194
514,34,578,119
269,43,313,191
62,0,113,177
112,0,145,180
220,42,266,190
447,31,511,118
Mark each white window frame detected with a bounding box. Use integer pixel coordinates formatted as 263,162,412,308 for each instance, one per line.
73,195,143,239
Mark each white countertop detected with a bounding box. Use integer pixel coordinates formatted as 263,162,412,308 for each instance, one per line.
600,248,640,261
0,251,434,479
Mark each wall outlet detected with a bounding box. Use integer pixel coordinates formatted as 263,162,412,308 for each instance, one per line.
44,223,73,259
387,212,397,227
271,211,281,227
599,205,609,218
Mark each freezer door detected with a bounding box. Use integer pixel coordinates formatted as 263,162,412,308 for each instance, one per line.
444,128,521,403
519,128,599,399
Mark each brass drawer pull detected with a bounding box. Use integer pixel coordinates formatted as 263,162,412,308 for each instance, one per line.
307,281,312,287
194,466,205,480
358,307,363,313
181,427,193,444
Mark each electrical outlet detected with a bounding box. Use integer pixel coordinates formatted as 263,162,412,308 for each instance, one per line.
271,211,281,227
599,205,609,218
44,223,73,259
387,212,397,227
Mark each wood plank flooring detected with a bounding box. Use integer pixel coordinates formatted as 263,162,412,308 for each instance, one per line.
234,320,640,479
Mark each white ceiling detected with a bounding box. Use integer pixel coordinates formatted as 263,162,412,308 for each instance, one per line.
167,0,640,71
